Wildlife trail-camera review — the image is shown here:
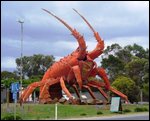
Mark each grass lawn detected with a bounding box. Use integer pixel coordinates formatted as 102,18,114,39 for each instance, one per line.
1,103,149,120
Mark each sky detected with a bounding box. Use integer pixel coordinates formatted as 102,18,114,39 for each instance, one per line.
1,1,149,72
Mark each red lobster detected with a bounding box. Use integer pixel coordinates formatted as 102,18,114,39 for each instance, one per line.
20,9,128,104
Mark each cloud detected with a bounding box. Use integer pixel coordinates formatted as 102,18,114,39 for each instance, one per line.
105,36,149,49
1,1,149,72
122,1,149,12
1,57,17,69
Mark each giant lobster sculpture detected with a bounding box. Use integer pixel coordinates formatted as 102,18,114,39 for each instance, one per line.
20,9,128,104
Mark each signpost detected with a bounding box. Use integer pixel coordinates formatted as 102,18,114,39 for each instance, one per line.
11,82,20,120
110,97,122,112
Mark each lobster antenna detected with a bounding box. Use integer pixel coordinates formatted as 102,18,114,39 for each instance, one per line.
73,8,96,33
42,8,87,60
42,8,73,32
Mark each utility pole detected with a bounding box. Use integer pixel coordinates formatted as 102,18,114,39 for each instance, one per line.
18,20,24,98
18,19,24,119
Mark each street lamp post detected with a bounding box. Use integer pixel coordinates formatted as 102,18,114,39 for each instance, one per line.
18,20,24,98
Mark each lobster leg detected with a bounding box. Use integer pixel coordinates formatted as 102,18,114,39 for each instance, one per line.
20,81,44,103
72,84,80,99
39,88,50,103
72,65,82,90
67,68,82,102
97,67,128,102
109,87,129,102
39,78,60,103
97,67,110,90
60,77,75,104
87,67,108,100
71,65,98,101
87,82,108,100
20,78,60,104
82,85,96,99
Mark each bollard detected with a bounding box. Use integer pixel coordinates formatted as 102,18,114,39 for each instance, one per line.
55,103,57,120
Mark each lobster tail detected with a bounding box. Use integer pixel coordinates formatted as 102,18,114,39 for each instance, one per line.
42,8,86,60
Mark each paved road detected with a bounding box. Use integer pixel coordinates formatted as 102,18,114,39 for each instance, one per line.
64,113,149,120
98,113,149,120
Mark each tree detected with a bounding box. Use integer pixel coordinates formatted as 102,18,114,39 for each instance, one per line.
116,49,132,64
142,83,149,101
22,75,42,87
16,54,55,78
125,57,148,87
1,71,20,88
101,43,149,102
1,78,18,88
1,71,19,80
127,44,148,58
125,57,149,102
102,43,122,58
101,44,128,81
145,48,149,59
112,76,140,103
101,55,125,81
101,44,149,82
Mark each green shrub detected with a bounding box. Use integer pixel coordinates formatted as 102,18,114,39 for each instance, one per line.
80,113,87,116
143,107,149,111
112,76,140,103
97,111,103,115
134,107,149,112
1,114,22,120
123,109,131,113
